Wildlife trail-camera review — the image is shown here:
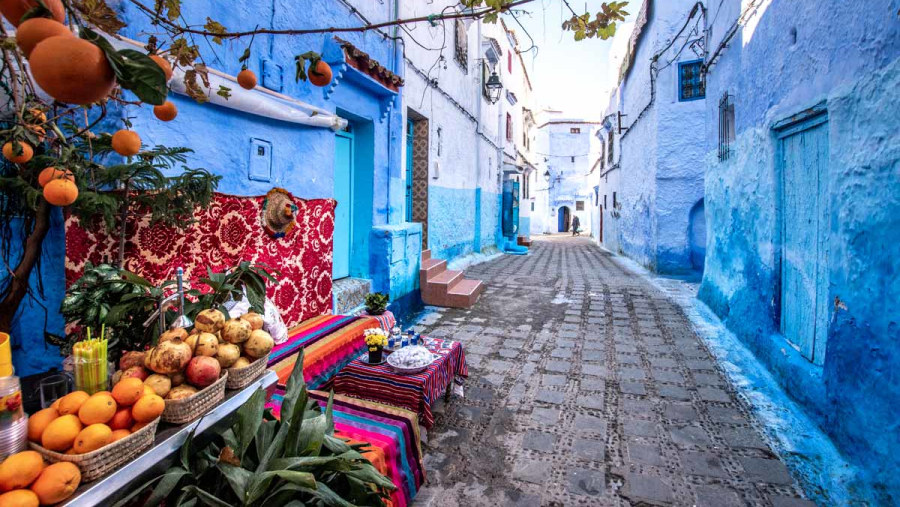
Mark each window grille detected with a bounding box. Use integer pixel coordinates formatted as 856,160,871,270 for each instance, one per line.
454,19,468,72
718,92,735,161
576,200,585,211
604,194,607,209
607,130,614,164
678,60,705,101
508,51,513,74
570,127,581,134
506,113,513,142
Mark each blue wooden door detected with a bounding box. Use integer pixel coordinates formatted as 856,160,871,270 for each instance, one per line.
405,120,414,222
780,115,828,364
557,206,570,232
333,131,354,280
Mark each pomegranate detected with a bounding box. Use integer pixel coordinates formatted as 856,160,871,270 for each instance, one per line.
166,384,197,400
185,356,221,388
118,350,145,371
194,308,225,333
194,332,218,357
146,337,192,374
240,312,264,330
120,366,149,382
216,343,240,369
222,318,251,344
243,329,274,359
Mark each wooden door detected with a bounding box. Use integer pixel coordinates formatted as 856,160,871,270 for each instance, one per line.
779,114,828,364
333,130,354,280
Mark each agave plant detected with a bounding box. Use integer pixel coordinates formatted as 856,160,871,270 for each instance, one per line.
119,350,395,506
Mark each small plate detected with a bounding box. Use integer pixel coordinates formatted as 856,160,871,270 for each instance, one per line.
359,355,387,366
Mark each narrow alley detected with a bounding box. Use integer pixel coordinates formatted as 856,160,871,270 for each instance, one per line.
415,236,810,507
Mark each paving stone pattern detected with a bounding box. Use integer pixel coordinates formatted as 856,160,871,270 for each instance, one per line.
412,236,814,507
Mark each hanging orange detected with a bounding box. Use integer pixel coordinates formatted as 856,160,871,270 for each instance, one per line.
111,130,141,156
43,178,78,207
237,69,257,90
15,17,71,58
309,60,332,87
0,0,65,27
153,101,178,122
2,140,33,163
150,54,173,80
37,167,73,187
30,36,115,105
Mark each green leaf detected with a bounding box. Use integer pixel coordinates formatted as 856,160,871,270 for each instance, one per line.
280,350,307,428
217,463,252,501
235,388,265,459
180,485,231,507
79,28,168,105
204,17,227,44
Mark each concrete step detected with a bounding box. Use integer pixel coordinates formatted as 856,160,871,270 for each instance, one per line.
429,269,463,289
422,249,431,261
444,279,485,308
419,258,446,286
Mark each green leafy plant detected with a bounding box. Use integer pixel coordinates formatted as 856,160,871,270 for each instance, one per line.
364,292,389,316
118,351,395,506
184,261,279,320
58,263,172,357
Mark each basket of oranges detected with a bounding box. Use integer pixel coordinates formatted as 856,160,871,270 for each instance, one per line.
27,378,164,482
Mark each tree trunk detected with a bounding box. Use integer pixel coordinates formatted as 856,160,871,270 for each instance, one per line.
0,200,52,333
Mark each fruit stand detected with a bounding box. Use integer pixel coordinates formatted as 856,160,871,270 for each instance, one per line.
61,370,276,506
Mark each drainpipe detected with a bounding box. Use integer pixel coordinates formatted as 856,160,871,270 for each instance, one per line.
388,0,401,225
474,18,484,253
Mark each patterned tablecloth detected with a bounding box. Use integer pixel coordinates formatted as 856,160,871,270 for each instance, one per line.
332,337,468,429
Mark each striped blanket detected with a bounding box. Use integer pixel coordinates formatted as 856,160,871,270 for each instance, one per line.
266,314,378,390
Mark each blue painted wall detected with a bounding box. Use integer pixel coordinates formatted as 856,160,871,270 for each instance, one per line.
3,0,415,376
699,0,900,500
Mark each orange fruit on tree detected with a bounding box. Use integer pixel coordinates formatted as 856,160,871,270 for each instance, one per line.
56,391,89,416
112,377,144,406
43,178,78,207
237,69,257,90
309,60,332,87
2,140,33,163
0,450,44,491
110,428,131,442
0,0,65,27
27,108,46,124
40,414,82,451
111,129,141,156
29,461,80,505
73,423,112,453
26,407,58,442
108,406,134,431
37,166,73,187
78,392,117,425
153,101,177,121
30,35,115,105
150,54,173,80
15,17,71,58
0,489,40,507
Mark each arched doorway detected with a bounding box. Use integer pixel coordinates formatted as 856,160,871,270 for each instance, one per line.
558,206,570,232
689,199,706,272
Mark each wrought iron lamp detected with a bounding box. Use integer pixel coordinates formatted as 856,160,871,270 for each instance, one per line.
543,170,551,182
485,71,503,104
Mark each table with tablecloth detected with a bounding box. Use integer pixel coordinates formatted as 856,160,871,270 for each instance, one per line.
332,336,468,429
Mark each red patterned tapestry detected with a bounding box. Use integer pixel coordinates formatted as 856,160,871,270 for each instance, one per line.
64,193,336,328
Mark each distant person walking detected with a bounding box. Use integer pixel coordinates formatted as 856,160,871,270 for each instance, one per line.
572,215,581,236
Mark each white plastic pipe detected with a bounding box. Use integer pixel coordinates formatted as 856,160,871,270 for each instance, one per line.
109,35,347,131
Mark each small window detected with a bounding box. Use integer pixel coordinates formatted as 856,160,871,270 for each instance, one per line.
531,202,535,211
506,113,513,142
454,19,468,72
718,92,735,161
612,192,617,208
570,127,581,134
607,130,614,163
576,201,585,211
678,59,705,101
508,51,513,74
603,194,607,209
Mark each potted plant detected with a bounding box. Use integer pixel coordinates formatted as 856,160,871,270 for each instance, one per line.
364,328,388,363
364,292,389,316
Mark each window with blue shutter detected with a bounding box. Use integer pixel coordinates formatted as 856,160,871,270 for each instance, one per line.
678,59,705,101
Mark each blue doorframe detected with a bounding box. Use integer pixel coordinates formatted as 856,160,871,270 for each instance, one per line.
333,129,354,280
558,206,570,232
405,120,414,222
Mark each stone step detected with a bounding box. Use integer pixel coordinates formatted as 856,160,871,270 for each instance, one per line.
419,258,446,286
444,279,485,308
429,269,463,289
422,249,431,261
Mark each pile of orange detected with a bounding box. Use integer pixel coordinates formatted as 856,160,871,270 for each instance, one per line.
27,379,163,458
0,451,80,506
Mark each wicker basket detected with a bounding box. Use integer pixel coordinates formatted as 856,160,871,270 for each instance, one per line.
225,353,269,390
162,371,228,424
30,416,160,482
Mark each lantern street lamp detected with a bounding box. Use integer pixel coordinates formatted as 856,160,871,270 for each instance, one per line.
485,71,503,104
543,170,551,182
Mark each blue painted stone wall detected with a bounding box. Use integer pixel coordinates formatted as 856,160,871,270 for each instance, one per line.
4,0,414,376
699,0,900,499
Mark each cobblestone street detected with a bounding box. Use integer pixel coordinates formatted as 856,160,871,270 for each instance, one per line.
413,236,814,507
